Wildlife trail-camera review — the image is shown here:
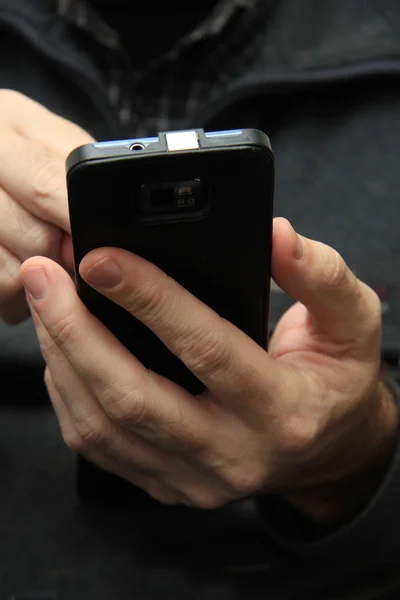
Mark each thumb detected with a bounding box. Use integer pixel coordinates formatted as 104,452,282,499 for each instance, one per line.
271,218,381,344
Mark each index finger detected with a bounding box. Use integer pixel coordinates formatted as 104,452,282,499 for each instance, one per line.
0,128,70,231
1,90,94,156
20,257,210,453
79,248,277,401
0,94,94,232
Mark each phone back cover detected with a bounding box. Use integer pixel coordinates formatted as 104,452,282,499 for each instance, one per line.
68,145,274,394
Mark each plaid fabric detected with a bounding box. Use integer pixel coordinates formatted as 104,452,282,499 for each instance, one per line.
57,0,271,136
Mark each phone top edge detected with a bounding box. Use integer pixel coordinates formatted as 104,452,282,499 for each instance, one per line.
66,128,272,174
93,137,159,148
92,129,245,149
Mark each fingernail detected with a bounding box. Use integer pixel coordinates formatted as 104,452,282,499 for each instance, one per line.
21,267,48,300
293,231,304,260
84,258,123,289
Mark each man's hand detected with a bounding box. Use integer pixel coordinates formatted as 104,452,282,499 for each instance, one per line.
0,90,93,323
20,218,398,523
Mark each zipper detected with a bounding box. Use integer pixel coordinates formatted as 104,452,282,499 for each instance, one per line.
0,11,121,138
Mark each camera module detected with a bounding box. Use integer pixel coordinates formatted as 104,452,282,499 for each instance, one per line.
139,179,204,216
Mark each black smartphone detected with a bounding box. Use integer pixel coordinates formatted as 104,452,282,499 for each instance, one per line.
67,128,274,396
67,128,274,504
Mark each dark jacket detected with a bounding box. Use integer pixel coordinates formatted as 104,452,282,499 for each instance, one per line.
1,0,400,597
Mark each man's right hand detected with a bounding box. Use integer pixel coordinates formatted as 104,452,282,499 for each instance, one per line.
0,90,94,324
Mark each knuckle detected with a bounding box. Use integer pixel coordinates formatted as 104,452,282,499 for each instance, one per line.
222,467,265,498
125,280,166,320
0,253,19,287
361,284,382,332
29,153,64,203
276,415,318,458
188,490,227,511
321,247,348,291
43,367,52,389
38,333,57,358
145,481,179,506
62,429,86,453
178,325,231,377
49,314,78,352
73,417,107,450
101,384,148,426
28,224,60,258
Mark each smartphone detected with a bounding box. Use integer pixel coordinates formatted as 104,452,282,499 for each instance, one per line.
67,128,274,396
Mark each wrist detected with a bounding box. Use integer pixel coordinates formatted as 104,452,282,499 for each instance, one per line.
281,379,399,525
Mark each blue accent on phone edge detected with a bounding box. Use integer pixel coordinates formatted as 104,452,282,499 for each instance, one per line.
93,130,243,149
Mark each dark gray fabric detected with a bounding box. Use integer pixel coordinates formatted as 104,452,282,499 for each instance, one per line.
2,405,400,599
1,0,400,597
55,0,268,134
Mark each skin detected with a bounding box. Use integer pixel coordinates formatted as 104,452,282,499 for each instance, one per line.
0,90,93,322
0,90,397,523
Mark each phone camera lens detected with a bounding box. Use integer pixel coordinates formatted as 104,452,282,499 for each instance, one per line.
139,180,205,217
